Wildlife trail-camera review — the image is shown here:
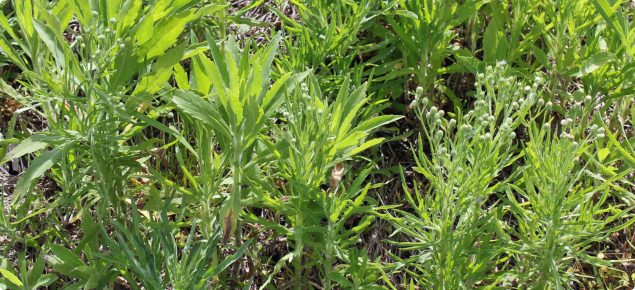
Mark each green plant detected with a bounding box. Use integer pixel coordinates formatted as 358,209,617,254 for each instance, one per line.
0,251,57,290
172,30,308,248
501,124,634,288
380,0,485,101
93,193,250,290
244,74,401,289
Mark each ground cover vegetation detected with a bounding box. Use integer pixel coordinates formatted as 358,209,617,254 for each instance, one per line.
0,0,634,289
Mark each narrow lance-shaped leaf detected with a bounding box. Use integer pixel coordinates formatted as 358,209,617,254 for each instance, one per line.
13,148,63,207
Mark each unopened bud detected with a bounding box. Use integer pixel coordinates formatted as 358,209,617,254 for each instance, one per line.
524,86,531,93
416,86,424,95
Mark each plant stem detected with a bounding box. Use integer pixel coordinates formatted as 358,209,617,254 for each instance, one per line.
294,208,304,290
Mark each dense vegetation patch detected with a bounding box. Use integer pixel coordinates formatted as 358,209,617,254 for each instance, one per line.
0,0,634,289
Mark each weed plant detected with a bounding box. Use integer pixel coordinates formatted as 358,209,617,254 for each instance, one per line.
0,0,634,289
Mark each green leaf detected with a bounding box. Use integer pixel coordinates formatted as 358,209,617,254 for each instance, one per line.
174,63,190,89
136,9,194,60
13,148,63,207
203,239,252,278
327,272,353,287
532,45,552,70
132,14,153,45
1,136,47,165
591,0,624,41
49,244,85,269
345,138,384,158
33,274,58,288
171,90,232,140
394,10,418,20
579,52,616,76
228,16,273,28
351,115,403,134
0,269,22,287
0,34,28,71
134,42,187,94
598,148,610,162
0,278,20,290
228,91,244,126
32,19,67,69
110,37,140,90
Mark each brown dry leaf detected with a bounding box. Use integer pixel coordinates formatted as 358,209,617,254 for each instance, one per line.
329,162,344,192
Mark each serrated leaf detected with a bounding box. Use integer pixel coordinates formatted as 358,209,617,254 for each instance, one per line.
136,9,194,60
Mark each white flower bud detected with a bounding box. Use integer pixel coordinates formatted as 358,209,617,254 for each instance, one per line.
416,86,424,95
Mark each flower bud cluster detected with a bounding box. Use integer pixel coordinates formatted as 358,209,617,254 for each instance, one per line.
589,124,605,138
